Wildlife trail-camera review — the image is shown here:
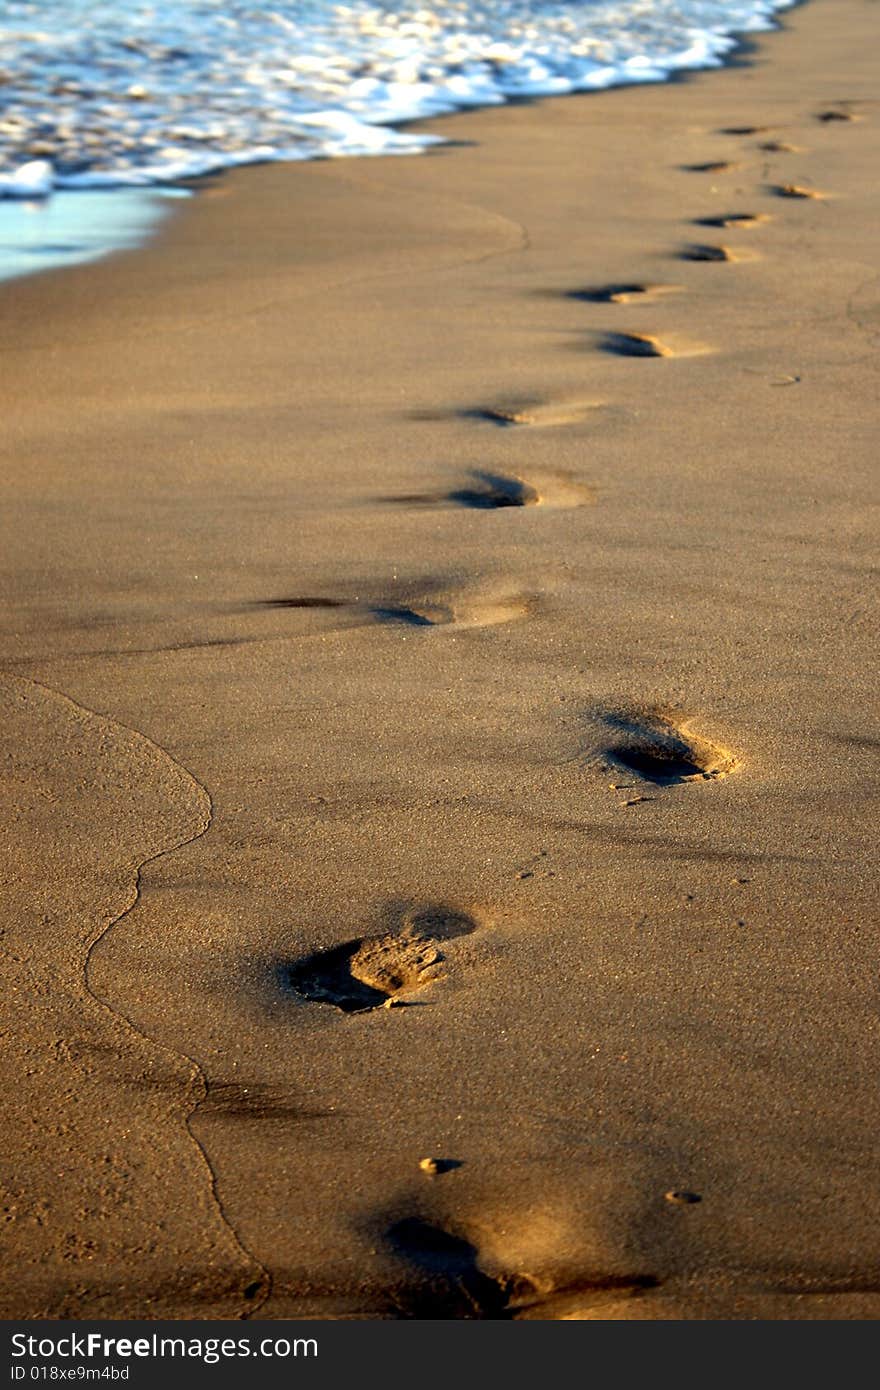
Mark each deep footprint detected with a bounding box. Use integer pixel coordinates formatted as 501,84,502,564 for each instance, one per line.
385,472,538,509
680,243,737,262
596,710,736,785
386,1219,510,1319
385,1216,660,1319
772,183,826,199
600,332,674,358
448,471,539,509
693,213,768,229
568,283,679,305
369,605,436,627
760,140,802,152
256,596,438,625
389,468,590,511
681,160,738,173
465,406,545,427
283,906,477,1013
257,597,347,609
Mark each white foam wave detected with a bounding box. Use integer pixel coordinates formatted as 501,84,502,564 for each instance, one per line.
0,0,799,194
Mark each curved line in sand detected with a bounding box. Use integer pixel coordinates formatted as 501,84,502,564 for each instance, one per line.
7,674,272,1317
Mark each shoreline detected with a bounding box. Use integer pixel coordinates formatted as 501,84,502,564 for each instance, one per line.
0,0,803,286
2,0,879,1320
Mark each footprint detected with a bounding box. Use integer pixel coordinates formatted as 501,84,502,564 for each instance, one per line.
568,284,681,305
599,332,709,360
256,597,347,610
600,332,672,358
592,710,736,786
389,469,591,511
371,594,530,630
384,1216,658,1319
681,161,739,173
386,1219,510,1318
257,595,436,626
718,125,772,136
692,212,769,230
282,905,478,1014
414,397,604,429
679,243,741,263
771,184,827,199
368,605,436,627
448,471,539,509
388,471,537,510
461,399,602,429
759,140,803,153
257,584,530,631
816,108,860,123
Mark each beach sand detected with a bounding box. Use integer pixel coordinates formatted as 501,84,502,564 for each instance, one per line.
1,0,878,1319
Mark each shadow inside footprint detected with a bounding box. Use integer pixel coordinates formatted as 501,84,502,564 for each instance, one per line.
386,1218,510,1319
693,213,765,229
569,283,650,304
608,745,709,783
414,399,599,429
284,941,392,1012
384,1216,658,1318
461,406,534,427
384,471,538,510
253,588,526,631
597,710,735,785
771,183,824,199
681,160,737,173
448,471,538,509
760,140,801,153
680,243,734,262
600,332,671,359
254,596,438,627
281,906,477,1013
257,597,347,609
816,109,857,122
369,605,436,627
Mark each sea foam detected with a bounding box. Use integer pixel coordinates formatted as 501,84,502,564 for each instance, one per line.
0,0,798,195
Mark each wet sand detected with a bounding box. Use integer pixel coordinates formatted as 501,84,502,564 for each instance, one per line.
1,0,878,1319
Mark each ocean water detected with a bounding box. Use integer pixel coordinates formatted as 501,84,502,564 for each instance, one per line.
0,186,187,281
0,0,798,190
0,0,797,281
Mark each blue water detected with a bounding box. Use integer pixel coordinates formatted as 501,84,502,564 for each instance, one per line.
0,186,188,281
0,0,797,280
